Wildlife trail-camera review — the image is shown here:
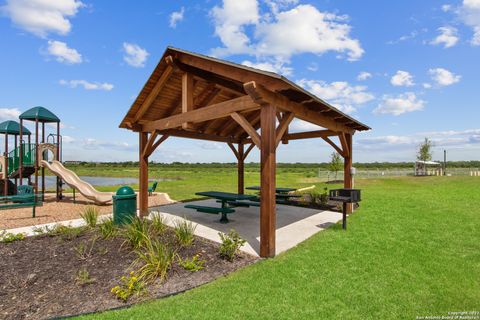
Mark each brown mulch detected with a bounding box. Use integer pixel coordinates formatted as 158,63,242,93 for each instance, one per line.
0,227,257,320
0,193,172,230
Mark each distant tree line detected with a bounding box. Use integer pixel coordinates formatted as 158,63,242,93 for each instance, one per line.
66,160,480,169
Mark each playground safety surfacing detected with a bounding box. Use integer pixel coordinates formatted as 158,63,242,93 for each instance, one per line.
150,200,342,257
0,192,174,230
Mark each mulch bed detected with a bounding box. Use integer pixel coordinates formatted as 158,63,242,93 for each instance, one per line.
0,226,257,320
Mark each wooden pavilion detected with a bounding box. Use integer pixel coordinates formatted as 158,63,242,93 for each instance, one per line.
120,47,370,258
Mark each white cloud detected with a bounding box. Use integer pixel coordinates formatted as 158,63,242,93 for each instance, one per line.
430,26,459,48
210,1,363,62
289,118,321,132
122,42,149,68
442,4,452,12
357,128,480,152
0,108,21,121
1,0,84,37
428,68,461,86
169,7,185,28
211,0,259,56
423,83,433,89
46,40,82,64
357,72,372,81
374,92,425,116
457,0,480,45
298,79,374,113
199,142,223,150
241,59,293,76
390,70,415,87
59,79,114,91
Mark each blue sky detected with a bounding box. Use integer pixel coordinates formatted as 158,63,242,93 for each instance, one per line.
0,0,479,163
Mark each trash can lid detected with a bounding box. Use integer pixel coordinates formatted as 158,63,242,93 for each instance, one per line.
116,186,135,196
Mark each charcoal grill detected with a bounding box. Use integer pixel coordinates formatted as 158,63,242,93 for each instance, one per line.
329,189,361,230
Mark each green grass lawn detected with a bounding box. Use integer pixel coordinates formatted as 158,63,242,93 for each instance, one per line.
63,165,322,200
77,176,480,319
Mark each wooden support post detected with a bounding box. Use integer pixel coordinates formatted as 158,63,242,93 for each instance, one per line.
260,103,276,258
182,72,194,130
343,133,353,214
139,132,149,217
238,142,244,195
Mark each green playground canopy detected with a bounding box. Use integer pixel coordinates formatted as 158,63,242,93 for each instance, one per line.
20,106,60,123
0,120,31,135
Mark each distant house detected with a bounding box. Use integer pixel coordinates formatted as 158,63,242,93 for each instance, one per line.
63,161,81,165
415,160,442,176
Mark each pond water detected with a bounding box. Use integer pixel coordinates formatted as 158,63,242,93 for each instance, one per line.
42,176,176,189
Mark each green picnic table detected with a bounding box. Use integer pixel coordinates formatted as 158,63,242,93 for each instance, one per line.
185,191,257,223
246,186,301,204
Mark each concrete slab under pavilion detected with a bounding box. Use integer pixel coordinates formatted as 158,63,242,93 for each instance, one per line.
149,200,342,257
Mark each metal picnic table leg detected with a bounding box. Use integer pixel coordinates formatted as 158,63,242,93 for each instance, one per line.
220,199,229,224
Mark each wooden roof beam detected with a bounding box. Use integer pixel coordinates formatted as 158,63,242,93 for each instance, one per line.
243,81,354,134
172,59,246,95
133,56,175,123
142,95,259,132
159,129,237,143
242,129,336,144
176,53,290,92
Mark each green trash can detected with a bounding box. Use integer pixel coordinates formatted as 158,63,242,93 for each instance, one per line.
113,186,137,225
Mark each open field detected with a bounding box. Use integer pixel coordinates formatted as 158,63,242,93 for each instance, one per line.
73,176,480,319
56,163,480,201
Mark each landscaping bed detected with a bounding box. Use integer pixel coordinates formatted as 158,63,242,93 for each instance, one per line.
0,215,256,320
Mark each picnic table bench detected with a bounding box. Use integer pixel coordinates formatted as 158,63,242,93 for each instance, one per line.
246,186,301,204
185,191,257,223
0,192,43,218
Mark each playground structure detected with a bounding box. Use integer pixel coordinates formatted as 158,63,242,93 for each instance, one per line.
0,106,112,205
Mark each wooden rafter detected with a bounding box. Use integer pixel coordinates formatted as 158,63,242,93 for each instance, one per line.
230,112,261,148
177,54,290,92
133,56,175,123
243,129,336,144
159,129,236,143
243,81,354,134
142,95,259,132
173,59,245,95
182,72,194,130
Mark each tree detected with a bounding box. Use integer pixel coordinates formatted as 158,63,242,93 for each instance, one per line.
328,152,342,180
417,138,433,161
